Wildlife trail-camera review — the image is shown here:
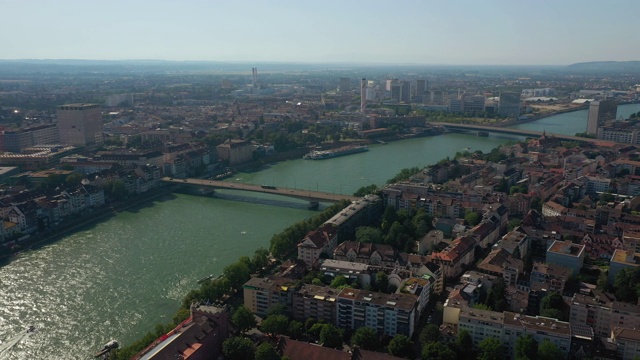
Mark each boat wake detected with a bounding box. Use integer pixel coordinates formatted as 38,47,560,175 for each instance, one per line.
0,329,33,357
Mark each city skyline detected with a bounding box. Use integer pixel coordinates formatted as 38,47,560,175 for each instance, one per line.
2,0,640,65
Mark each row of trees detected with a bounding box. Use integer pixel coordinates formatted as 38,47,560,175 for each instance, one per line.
228,305,415,359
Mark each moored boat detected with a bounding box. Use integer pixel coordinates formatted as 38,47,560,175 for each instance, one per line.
94,339,118,358
303,145,368,160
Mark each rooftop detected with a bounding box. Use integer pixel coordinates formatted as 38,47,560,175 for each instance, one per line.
337,287,417,312
547,240,585,258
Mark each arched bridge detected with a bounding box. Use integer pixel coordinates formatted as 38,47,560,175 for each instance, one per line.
430,122,614,145
162,177,359,203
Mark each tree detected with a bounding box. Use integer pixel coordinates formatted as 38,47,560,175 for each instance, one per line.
252,247,270,272
387,334,413,358
66,172,84,186
223,261,251,289
356,226,383,243
287,320,304,340
465,211,480,226
354,184,379,197
260,314,289,336
255,342,280,360
421,341,456,360
319,324,343,348
266,304,288,317
515,334,538,360
330,275,348,289
478,337,505,360
540,291,564,312
222,336,254,360
419,323,440,345
351,326,378,350
375,271,389,293
540,308,564,320
537,339,564,360
232,305,257,334
381,207,399,231
456,329,474,360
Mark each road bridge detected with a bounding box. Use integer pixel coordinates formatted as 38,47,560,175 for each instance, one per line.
162,177,359,204
430,122,614,145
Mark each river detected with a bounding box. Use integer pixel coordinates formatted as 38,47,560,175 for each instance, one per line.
1,103,640,359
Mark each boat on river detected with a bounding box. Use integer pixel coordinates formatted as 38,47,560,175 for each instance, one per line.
94,340,118,358
303,145,368,160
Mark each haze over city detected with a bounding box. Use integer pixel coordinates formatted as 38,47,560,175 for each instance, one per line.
2,0,640,65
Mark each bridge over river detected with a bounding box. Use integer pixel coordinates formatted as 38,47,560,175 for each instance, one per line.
162,177,360,204
430,122,615,145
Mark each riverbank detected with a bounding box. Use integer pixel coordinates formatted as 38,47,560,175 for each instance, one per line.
0,185,177,263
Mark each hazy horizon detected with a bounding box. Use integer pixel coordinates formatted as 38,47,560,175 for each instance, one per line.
2,0,640,65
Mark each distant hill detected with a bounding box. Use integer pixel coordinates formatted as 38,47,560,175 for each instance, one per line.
567,61,640,73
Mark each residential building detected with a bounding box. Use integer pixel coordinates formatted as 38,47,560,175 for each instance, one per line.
336,287,417,337
319,259,371,288
430,236,476,279
297,223,338,267
546,240,585,275
243,276,298,317
477,248,523,286
451,306,571,358
324,195,383,241
333,241,397,267
136,304,230,360
57,103,103,146
292,284,338,324
570,292,640,338
399,276,433,317
494,230,530,259
530,262,571,293
216,139,254,165
611,326,640,360
609,249,640,285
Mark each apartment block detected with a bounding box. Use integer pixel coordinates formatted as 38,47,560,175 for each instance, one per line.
243,276,298,317
292,284,337,324
336,287,417,337
546,240,585,275
570,292,640,338
611,326,640,360
297,223,338,267
453,306,571,358
609,249,640,285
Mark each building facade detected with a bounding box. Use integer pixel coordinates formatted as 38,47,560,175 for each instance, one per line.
57,104,103,146
586,99,618,136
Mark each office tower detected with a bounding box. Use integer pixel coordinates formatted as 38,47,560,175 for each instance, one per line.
498,92,521,118
360,78,367,113
464,95,486,112
57,104,103,146
391,83,401,102
416,80,427,95
586,99,618,136
339,77,351,92
400,81,411,103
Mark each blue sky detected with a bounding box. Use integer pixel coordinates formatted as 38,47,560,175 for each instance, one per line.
1,0,639,65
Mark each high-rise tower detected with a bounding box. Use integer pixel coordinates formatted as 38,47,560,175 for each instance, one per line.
57,104,102,146
586,99,617,136
360,78,367,113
